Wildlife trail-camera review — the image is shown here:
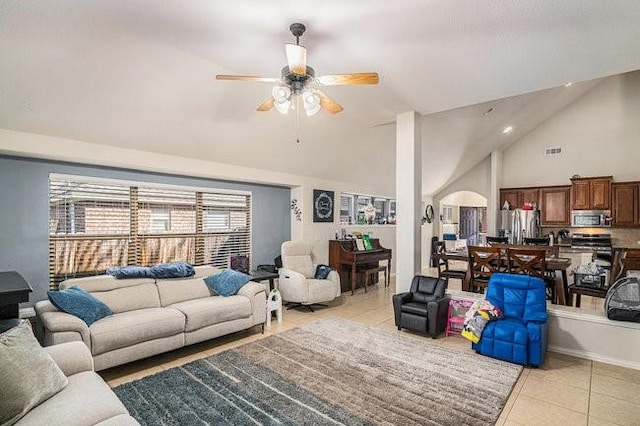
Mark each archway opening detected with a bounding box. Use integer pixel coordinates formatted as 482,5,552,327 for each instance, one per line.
439,191,487,246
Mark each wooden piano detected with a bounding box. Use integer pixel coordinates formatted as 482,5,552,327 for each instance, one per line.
329,239,392,295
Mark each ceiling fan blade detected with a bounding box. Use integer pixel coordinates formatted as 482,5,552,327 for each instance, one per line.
285,44,307,76
316,90,344,114
216,75,280,83
256,98,275,112
317,73,379,86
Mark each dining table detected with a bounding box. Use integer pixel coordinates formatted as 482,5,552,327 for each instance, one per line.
440,246,572,305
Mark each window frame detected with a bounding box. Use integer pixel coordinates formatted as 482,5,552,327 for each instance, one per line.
48,174,252,288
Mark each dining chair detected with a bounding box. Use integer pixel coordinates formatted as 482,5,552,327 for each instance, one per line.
506,247,556,302
467,245,504,293
436,244,467,287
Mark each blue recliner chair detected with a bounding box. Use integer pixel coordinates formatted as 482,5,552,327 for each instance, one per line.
472,273,548,367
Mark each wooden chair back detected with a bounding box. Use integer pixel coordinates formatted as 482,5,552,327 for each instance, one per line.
506,247,547,279
523,237,551,246
485,236,508,245
491,243,559,258
468,245,503,290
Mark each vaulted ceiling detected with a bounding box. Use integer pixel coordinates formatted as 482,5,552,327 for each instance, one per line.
1,1,639,195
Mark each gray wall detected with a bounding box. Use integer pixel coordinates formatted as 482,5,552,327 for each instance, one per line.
0,156,290,304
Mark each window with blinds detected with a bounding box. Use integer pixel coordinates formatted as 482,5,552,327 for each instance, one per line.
48,175,252,288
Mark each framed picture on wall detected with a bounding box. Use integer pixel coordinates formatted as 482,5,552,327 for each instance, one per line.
313,189,334,223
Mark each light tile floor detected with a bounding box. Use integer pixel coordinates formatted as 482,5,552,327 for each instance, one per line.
101,271,637,426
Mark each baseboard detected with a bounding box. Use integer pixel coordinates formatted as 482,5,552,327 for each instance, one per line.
548,345,640,371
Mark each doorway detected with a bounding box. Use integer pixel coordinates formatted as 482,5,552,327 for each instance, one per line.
459,206,487,245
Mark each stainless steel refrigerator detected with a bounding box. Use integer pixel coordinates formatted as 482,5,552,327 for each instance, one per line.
499,209,541,244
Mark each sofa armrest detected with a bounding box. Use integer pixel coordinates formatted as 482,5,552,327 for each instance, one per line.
277,268,308,302
392,292,413,327
327,270,341,297
237,281,267,325
38,306,91,348
44,341,94,376
427,296,451,337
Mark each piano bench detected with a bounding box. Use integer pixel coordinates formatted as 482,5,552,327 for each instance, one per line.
362,265,388,292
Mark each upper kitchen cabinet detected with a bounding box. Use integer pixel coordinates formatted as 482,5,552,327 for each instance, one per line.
500,188,540,210
499,189,520,210
612,182,638,227
541,186,571,225
570,176,612,210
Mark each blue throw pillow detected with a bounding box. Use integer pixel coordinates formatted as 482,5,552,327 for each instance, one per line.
47,287,113,326
204,269,252,297
106,266,154,279
314,264,335,280
150,262,195,279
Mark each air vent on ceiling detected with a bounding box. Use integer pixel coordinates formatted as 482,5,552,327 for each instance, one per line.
544,147,562,156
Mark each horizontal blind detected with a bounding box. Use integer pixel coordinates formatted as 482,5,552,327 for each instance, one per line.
49,176,252,288
49,178,131,288
202,193,251,268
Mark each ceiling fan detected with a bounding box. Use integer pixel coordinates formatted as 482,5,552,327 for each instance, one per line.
216,23,379,116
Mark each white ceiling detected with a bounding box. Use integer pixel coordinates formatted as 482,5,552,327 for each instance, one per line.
1,1,639,195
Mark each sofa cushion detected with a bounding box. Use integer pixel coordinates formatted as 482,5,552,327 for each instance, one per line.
60,275,155,293
0,321,68,426
284,256,315,279
169,296,252,332
16,371,131,426
91,283,161,314
89,308,185,355
155,277,212,307
48,287,113,326
204,269,252,296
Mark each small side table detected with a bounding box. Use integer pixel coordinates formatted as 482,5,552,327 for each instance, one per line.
249,270,279,291
265,289,282,328
0,271,33,320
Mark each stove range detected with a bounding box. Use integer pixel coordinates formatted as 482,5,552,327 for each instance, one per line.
570,233,613,252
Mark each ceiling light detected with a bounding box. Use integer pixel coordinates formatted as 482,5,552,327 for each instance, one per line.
502,126,513,134
564,82,573,87
272,85,291,103
301,90,321,116
274,99,291,114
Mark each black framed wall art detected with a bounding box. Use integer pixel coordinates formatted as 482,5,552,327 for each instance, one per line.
313,189,334,223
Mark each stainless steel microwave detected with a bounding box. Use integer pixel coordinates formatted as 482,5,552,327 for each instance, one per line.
571,210,612,228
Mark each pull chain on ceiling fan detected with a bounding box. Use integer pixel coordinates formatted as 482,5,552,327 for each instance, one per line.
216,23,379,117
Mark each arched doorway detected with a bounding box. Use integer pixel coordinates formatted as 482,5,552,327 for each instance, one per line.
439,191,487,245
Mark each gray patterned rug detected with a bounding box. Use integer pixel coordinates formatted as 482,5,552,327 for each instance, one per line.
114,318,521,425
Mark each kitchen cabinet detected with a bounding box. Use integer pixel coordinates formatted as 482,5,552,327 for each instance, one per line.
612,182,638,227
541,186,571,225
500,189,520,210
500,188,539,210
570,176,612,210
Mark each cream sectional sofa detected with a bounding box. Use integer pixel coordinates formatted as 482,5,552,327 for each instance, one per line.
16,341,140,426
35,266,267,371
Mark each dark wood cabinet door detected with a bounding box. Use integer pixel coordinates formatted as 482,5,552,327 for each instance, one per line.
571,180,590,210
541,186,571,225
591,178,611,210
500,189,520,210
519,189,540,208
612,183,638,227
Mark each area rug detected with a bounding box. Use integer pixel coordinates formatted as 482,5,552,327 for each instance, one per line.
114,318,521,425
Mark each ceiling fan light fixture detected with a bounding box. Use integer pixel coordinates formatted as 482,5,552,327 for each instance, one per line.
272,85,291,103
302,90,321,116
285,43,307,75
274,99,291,114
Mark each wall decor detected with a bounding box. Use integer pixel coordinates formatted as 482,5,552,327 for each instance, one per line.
313,190,334,223
290,199,302,221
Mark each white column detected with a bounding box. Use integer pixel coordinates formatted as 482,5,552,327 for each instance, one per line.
395,111,422,293
488,150,503,235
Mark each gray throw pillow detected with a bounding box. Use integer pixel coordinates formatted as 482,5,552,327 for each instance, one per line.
0,321,68,426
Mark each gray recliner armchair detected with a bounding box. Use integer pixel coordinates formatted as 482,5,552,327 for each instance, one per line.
278,241,341,311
